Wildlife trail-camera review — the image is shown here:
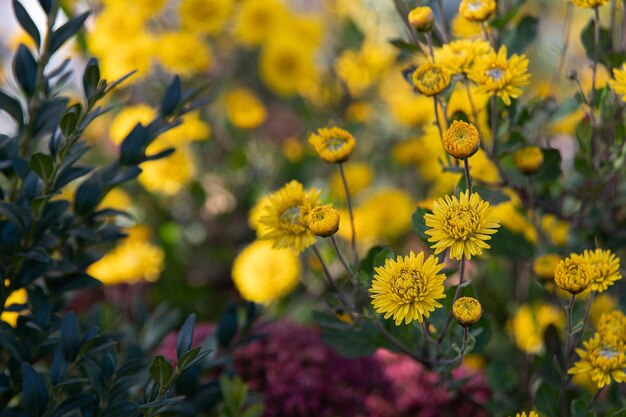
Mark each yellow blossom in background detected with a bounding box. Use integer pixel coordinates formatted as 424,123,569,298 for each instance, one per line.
412,62,451,97
609,65,626,101
88,228,165,285
345,102,373,123
98,188,132,212
88,9,146,55
513,146,544,175
435,39,492,76
453,296,482,326
583,249,622,293
459,0,496,22
139,143,197,196
103,0,166,20
233,0,287,46
156,32,212,76
259,180,321,253
248,195,272,237
541,214,570,246
282,138,304,162
161,113,211,145
451,15,483,38
370,251,446,325
225,88,267,129
470,46,531,106
596,310,626,344
533,254,563,280
110,105,155,145
425,191,500,260
512,412,539,417
408,6,435,32
336,41,394,96
570,0,609,8
554,254,593,295
329,162,372,199
507,303,565,354
8,31,38,52
231,240,300,304
284,14,325,49
379,67,435,127
259,35,316,96
443,120,480,159
179,0,233,35
590,294,618,325
98,33,155,81
308,127,356,163
490,190,537,244
569,333,626,388
1,286,28,327
307,205,340,237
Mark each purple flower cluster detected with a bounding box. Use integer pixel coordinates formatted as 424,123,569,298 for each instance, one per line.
233,321,491,417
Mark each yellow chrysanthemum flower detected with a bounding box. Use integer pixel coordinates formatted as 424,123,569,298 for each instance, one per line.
424,191,500,260
248,195,272,237
443,120,480,159
541,214,570,246
282,138,304,162
590,294,618,326
88,229,164,285
507,303,565,354
459,0,496,22
451,15,483,38
596,310,626,344
233,0,287,46
308,127,356,164
1,286,28,327
224,88,267,129
609,65,626,101
259,180,321,253
453,296,482,326
408,6,435,32
232,240,300,304
469,46,531,106
329,162,372,199
259,35,316,96
380,67,435,127
139,142,197,196
335,41,394,97
554,254,593,295
533,254,563,280
512,412,539,417
569,333,626,388
307,205,340,237
369,251,446,325
513,146,544,175
412,62,451,97
435,39,492,75
583,249,622,293
570,0,609,8
179,0,233,35
156,32,212,76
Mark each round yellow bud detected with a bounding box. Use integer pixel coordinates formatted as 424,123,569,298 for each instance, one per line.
554,254,593,294
307,205,340,237
533,253,563,280
452,296,482,326
443,120,480,159
308,127,356,164
411,62,450,97
459,0,496,22
408,7,435,32
513,146,544,175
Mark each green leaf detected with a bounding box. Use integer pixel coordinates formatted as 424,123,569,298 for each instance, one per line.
0,90,24,125
176,313,196,358
360,246,395,275
571,398,594,417
29,153,54,182
472,185,510,205
60,104,81,137
504,16,538,54
60,312,81,362
217,302,238,348
13,44,37,96
160,75,181,117
149,355,173,389
535,380,559,417
535,149,562,182
388,38,421,54
581,19,611,66
49,11,90,54
488,225,534,260
411,208,430,242
13,0,41,48
82,58,100,102
22,362,49,417
242,403,264,417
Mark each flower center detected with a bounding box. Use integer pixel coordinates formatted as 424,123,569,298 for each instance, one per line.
486,67,505,82
418,69,443,88
468,1,484,11
280,205,307,233
443,205,480,240
325,137,346,151
598,346,619,360
390,268,426,303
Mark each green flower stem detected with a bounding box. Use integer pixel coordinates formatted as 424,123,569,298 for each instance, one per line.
426,32,435,62
587,386,605,411
490,95,498,158
590,6,601,164
338,163,359,270
463,78,481,136
559,293,577,416
572,291,595,358
311,244,352,311
436,256,467,354
373,319,432,367
464,158,473,194
434,97,452,167
436,0,449,42
329,235,367,301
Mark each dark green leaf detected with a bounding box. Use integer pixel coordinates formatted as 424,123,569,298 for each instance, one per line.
29,152,54,182
388,38,420,54
472,185,510,205
217,302,237,348
13,0,41,48
82,58,100,101
13,44,37,96
535,380,559,417
149,355,173,389
61,312,81,362
119,123,147,165
74,179,101,215
22,362,49,417
488,225,534,260
504,16,538,54
51,393,96,417
411,208,430,241
176,313,196,358
49,11,90,54
581,20,611,66
60,104,81,137
535,149,562,182
0,90,24,125
160,75,181,117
